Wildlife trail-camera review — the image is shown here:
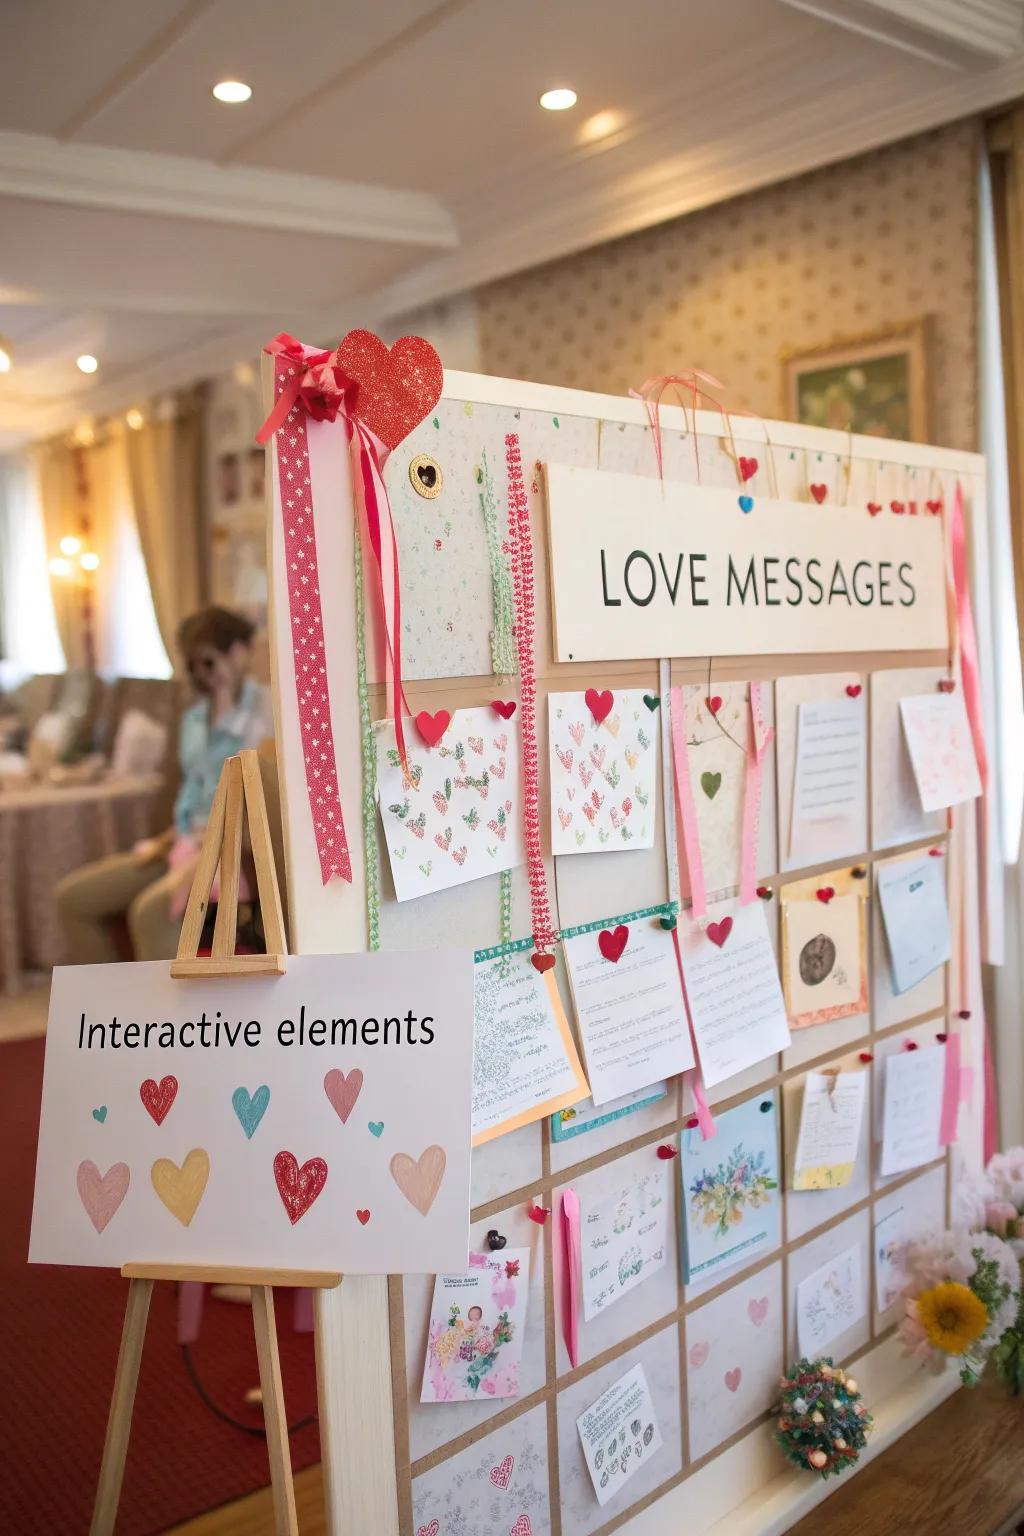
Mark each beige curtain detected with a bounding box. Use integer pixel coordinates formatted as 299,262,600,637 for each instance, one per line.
124,388,204,664
31,437,82,666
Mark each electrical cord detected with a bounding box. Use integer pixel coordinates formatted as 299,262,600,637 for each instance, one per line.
180,1344,317,1438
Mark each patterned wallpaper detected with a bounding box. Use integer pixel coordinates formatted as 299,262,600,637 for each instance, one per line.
476,120,979,451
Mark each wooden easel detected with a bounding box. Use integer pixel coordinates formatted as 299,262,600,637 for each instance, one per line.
90,750,340,1536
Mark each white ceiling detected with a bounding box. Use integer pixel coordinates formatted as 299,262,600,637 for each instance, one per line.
1,0,1023,447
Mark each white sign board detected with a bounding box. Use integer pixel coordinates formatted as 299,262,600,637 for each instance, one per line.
30,953,473,1273
545,465,948,661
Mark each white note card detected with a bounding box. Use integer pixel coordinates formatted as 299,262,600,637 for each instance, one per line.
899,693,982,813
789,696,867,864
792,1070,867,1191
880,1044,945,1176
581,1167,668,1321
562,917,694,1106
876,854,951,995
677,899,791,1088
796,1243,865,1356
576,1363,664,1507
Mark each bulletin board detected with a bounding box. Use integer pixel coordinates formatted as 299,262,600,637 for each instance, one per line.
264,358,992,1536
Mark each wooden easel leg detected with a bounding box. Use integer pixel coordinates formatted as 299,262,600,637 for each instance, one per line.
90,1277,154,1536
251,1284,299,1536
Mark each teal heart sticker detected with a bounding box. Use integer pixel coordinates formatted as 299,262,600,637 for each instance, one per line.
232,1084,270,1140
643,694,661,712
368,1120,384,1138
739,495,754,514
92,1106,107,1124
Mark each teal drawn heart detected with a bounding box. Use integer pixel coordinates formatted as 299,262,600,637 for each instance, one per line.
232,1085,270,1140
643,695,661,711
738,495,754,514
368,1121,384,1138
700,771,722,800
92,1106,107,1123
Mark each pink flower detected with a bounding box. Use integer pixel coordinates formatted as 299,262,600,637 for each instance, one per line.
985,1200,1018,1238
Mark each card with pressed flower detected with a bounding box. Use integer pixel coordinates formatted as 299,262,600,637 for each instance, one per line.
679,1093,781,1283
796,1242,865,1355
420,1247,531,1403
548,688,658,855
580,1165,669,1321
780,868,868,1029
375,706,524,901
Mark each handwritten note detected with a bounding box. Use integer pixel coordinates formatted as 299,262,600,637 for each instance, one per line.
792,1070,867,1190
562,914,694,1105
789,697,867,864
877,854,951,995
796,1243,865,1355
880,1044,945,1176
576,1363,663,1507
677,899,791,1088
581,1167,668,1321
899,693,982,813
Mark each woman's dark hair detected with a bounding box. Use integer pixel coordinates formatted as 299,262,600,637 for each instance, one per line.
177,606,255,657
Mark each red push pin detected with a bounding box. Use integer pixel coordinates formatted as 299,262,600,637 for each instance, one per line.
928,847,945,857
958,1010,971,1021
858,1051,873,1064
756,886,772,900
656,1144,678,1160
903,1039,919,1051
527,1197,550,1226
685,1115,699,1129
936,1033,948,1043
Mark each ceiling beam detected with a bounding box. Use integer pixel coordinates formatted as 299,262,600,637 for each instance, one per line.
778,0,1024,69
0,131,460,249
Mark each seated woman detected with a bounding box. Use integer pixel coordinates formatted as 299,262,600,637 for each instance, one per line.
56,606,273,964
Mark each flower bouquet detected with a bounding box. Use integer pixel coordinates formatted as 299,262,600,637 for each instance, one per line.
957,1147,1024,1393
899,1226,1019,1387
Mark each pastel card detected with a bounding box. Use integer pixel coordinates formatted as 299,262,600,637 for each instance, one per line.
548,688,658,855
873,1168,947,1318
676,681,777,896
869,668,947,848
788,694,867,866
551,1082,668,1143
899,692,982,813
410,1401,551,1536
781,872,868,1029
776,672,866,871
792,1069,867,1190
376,705,523,901
472,944,588,1145
796,1242,865,1356
580,1166,668,1322
575,1363,664,1508
876,851,951,995
680,1093,781,1283
676,898,791,1087
879,1043,945,1176
685,1262,783,1461
421,1248,530,1403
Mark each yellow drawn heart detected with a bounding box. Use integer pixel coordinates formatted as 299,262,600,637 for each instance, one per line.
151,1148,210,1227
389,1144,446,1215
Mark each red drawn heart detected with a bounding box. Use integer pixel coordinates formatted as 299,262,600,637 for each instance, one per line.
416,1523,439,1536
356,1208,371,1226
867,502,882,516
816,886,835,904
273,1151,328,1225
706,916,733,948
738,455,758,482
938,678,956,693
845,684,862,698
491,699,517,719
140,1076,178,1126
509,1518,532,1536
334,330,443,451
415,709,451,747
890,499,906,514
810,483,827,504
598,925,629,963
926,499,943,515
706,695,723,715
489,1454,514,1489
531,952,556,974
585,687,613,724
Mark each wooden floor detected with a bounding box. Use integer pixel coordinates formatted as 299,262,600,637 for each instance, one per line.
171,1374,1024,1535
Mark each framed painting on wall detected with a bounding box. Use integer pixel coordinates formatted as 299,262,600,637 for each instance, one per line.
781,319,929,442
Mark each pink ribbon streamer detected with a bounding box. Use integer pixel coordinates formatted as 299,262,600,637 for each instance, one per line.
630,369,726,481
561,1189,581,1369
669,686,706,918
739,683,774,905
939,1032,961,1147
671,928,716,1140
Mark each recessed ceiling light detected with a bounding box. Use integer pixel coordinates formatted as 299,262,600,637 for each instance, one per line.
76,354,98,374
213,79,252,104
539,87,577,112
125,407,145,431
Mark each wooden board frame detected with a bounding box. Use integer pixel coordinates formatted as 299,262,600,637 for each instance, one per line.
263,360,991,1536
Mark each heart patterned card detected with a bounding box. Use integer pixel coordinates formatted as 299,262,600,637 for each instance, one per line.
376,705,524,901
685,1262,783,1461
548,688,658,855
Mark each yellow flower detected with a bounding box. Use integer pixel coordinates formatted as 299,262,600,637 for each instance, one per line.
916,1281,988,1355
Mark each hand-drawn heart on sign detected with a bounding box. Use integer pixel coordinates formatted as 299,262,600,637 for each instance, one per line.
335,330,443,450
274,1151,329,1224
390,1145,446,1214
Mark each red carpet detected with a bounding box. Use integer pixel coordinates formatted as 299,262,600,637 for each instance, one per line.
1,1038,321,1535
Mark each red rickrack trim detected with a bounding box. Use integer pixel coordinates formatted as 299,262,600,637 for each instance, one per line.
506,433,557,953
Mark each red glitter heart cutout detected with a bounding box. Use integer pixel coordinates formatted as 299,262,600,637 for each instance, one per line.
273,1151,328,1224
335,330,443,451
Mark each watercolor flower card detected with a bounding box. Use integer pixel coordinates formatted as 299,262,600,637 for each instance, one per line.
548,688,658,855
421,1247,531,1403
680,1094,781,1283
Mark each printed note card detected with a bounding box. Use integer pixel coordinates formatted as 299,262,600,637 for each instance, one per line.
680,1094,781,1282
421,1247,530,1402
792,1069,867,1190
548,688,658,855
796,1243,865,1355
581,1167,668,1321
789,695,867,865
876,853,951,995
879,1044,945,1176
576,1363,664,1507
552,1082,668,1142
781,878,868,1029
899,692,982,813
676,898,791,1087
562,907,694,1105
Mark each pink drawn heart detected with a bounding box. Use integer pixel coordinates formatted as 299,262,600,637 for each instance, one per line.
415,710,451,747
598,925,629,963
140,1075,177,1126
689,1340,710,1368
489,1454,514,1488
810,483,827,504
77,1160,130,1233
273,1151,328,1224
584,687,613,724
323,1068,363,1124
747,1296,769,1326
416,1523,440,1536
724,1367,742,1392
509,1519,532,1536
390,1144,446,1214
706,916,733,948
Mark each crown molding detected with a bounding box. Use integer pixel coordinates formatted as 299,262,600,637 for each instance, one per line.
0,131,459,249
780,0,1024,68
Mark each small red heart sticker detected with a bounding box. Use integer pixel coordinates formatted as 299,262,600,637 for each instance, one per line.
598,925,629,963
491,699,517,719
527,1204,549,1225
415,709,451,747
890,500,906,514
585,687,614,724
936,1032,948,1043
867,502,882,516
938,679,956,693
738,455,758,482
810,483,827,504
903,1040,919,1051
706,916,733,948
531,952,556,974
926,499,943,515
858,1051,874,1064
356,1208,371,1225
816,886,835,904
656,1144,678,1160
845,684,862,698
706,695,723,715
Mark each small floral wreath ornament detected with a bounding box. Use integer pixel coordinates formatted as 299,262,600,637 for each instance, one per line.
775,1357,872,1478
